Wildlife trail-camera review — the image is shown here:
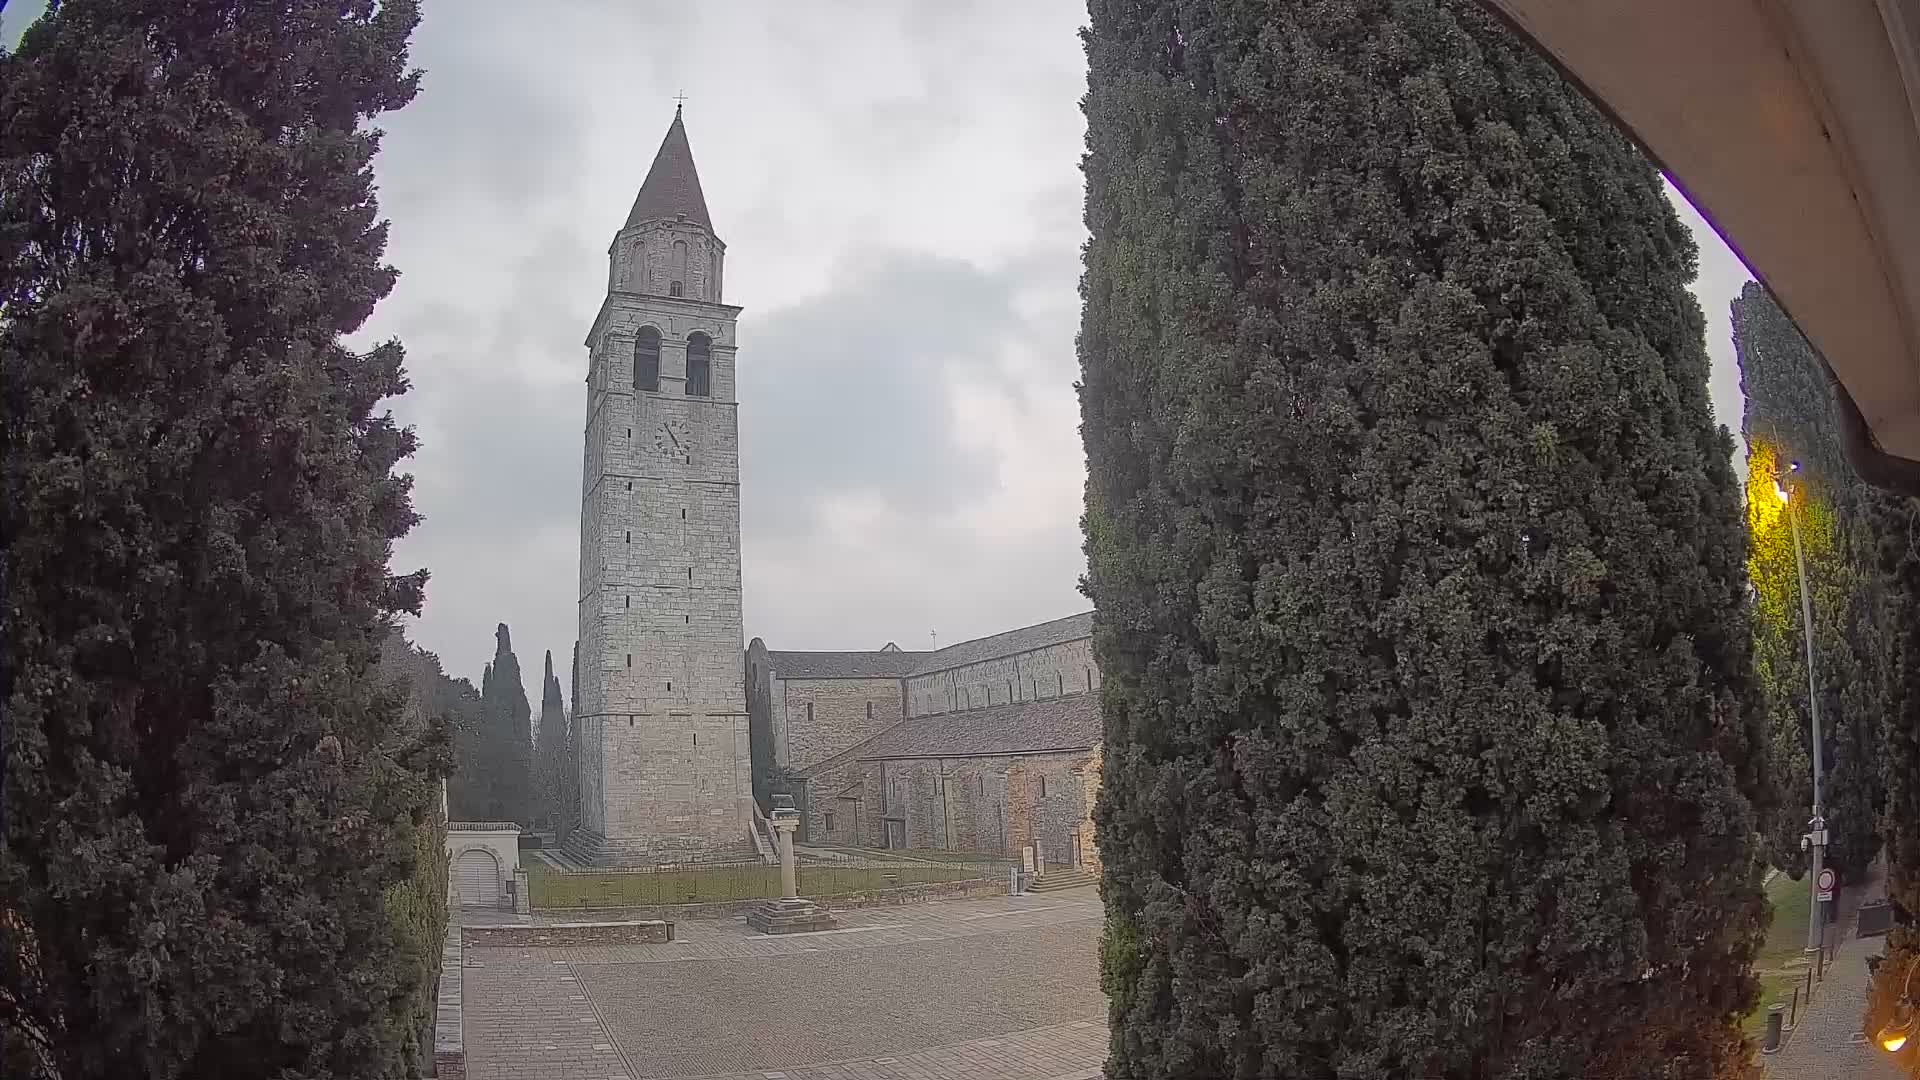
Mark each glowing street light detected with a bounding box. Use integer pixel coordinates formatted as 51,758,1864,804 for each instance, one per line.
1775,460,1828,956
1877,954,1918,1054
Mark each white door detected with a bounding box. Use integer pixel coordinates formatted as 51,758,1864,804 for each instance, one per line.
455,849,500,908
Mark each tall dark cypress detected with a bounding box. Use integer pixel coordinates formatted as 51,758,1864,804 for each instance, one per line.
1078,2,1767,1076
0,1,434,1075
1868,496,1920,1069
565,641,582,839
534,650,568,833
479,624,533,826
1733,283,1890,881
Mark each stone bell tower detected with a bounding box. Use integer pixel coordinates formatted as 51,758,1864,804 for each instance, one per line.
572,107,752,863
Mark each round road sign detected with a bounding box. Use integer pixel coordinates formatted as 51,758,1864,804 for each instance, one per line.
1817,868,1836,892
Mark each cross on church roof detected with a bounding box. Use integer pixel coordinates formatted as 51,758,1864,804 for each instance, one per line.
673,90,688,113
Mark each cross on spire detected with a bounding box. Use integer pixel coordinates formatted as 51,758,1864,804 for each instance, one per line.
673,89,688,115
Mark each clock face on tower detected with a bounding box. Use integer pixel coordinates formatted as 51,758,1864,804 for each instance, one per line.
651,418,690,461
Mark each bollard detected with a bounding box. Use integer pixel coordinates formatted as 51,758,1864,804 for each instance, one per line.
1788,985,1800,1030
1762,1005,1785,1053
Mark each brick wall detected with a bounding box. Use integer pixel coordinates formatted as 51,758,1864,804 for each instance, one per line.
773,676,904,772
814,749,1097,864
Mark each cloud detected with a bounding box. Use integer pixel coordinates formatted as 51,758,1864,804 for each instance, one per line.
6,0,1752,699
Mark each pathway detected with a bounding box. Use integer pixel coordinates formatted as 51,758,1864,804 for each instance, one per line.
1764,862,1900,1079
460,891,1108,1080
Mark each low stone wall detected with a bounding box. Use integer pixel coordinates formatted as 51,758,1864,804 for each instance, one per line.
433,920,464,1079
462,920,675,948
536,874,1007,920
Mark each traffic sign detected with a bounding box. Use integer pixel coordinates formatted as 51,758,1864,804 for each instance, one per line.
1816,867,1836,901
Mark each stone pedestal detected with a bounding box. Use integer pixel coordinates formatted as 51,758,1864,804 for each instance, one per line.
746,896,838,934
747,798,838,935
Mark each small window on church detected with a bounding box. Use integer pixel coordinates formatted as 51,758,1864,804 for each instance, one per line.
824,811,836,833
635,326,661,391
667,680,672,691
626,654,632,667
624,595,630,608
625,531,631,543
669,280,684,297
866,701,873,720
1057,672,1064,696
686,332,712,397
1039,775,1049,799
805,702,814,724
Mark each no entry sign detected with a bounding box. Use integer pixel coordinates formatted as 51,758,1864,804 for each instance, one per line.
1816,867,1836,901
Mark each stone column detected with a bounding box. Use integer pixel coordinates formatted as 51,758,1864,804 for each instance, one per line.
746,795,837,935
776,815,798,899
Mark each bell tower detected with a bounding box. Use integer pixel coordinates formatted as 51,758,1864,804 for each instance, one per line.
573,107,751,862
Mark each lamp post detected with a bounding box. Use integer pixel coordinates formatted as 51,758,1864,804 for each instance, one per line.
1774,463,1827,955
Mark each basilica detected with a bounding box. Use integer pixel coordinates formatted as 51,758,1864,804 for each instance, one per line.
569,110,1101,871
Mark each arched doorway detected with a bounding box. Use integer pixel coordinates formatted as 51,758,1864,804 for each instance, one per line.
454,848,501,908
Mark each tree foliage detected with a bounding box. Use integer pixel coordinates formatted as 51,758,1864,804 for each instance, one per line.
533,649,568,834
449,624,531,825
0,1,437,1075
1867,494,1920,1076
1733,284,1891,880
1077,1,1767,1076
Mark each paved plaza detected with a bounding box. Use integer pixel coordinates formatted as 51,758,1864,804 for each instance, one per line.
460,891,1108,1080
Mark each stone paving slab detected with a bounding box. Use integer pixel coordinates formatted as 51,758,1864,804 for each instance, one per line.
665,1019,1107,1080
1763,933,1899,1079
461,893,1108,1080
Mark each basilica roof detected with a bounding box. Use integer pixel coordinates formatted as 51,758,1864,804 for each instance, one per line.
764,649,926,680
625,106,713,232
906,611,1093,676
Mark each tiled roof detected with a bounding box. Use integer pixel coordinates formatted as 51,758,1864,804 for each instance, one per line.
766,650,927,680
625,108,713,231
909,611,1094,676
803,693,1100,771
761,610,1094,683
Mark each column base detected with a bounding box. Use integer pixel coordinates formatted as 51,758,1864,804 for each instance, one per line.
745,897,838,935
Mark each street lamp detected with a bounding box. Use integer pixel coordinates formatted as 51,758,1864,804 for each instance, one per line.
1774,461,1828,955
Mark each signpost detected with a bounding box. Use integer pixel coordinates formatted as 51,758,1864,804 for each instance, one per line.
1816,867,1836,903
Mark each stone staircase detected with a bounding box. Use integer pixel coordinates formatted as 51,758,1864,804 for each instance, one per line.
1027,867,1097,894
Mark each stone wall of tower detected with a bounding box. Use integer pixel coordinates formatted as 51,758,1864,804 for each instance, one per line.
575,278,750,862
610,220,724,303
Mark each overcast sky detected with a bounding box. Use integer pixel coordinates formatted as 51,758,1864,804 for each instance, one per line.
4,1,1754,698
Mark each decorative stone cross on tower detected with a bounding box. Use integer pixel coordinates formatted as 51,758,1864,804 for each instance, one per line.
746,795,838,934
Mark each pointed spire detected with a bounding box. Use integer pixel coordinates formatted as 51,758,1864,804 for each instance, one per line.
625,108,713,232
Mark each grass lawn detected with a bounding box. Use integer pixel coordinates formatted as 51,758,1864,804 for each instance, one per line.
1741,871,1817,1036
1757,870,1814,967
527,860,999,910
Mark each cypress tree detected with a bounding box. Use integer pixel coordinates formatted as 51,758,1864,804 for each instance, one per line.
565,641,582,839
1868,495,1920,1068
1733,284,1890,880
534,649,568,833
1078,2,1767,1076
479,623,533,825
0,1,434,1076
